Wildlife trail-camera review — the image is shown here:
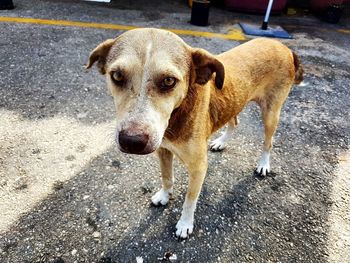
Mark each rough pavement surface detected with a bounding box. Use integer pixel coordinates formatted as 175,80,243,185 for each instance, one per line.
0,0,349,262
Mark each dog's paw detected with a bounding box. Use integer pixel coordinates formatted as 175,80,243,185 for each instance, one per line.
175,218,194,239
256,151,270,176
256,161,270,176
256,165,270,176
151,188,171,206
209,137,227,152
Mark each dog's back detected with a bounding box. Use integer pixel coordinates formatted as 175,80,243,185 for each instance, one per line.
209,38,302,133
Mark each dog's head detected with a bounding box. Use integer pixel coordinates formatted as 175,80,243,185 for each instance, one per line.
86,28,224,154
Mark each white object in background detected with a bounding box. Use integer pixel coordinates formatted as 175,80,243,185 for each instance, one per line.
263,0,274,24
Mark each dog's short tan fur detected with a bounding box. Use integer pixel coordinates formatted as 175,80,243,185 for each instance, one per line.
87,28,303,238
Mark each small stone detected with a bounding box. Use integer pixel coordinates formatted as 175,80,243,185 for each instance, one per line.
53,181,64,191
13,177,28,190
111,160,120,168
76,144,87,153
32,148,40,154
0,178,7,187
71,249,77,256
65,155,76,161
92,231,101,238
140,185,152,194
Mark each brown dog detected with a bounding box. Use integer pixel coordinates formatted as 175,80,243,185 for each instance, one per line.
86,28,303,238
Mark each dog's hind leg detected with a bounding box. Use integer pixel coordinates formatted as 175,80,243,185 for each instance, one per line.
210,116,239,151
151,148,174,206
256,99,285,176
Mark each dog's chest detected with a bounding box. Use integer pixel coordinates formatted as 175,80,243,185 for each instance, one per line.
161,139,177,152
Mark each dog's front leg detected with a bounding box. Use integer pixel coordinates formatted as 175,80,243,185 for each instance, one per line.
176,152,208,238
151,148,174,206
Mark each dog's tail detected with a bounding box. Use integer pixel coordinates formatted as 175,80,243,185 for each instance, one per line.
292,51,304,85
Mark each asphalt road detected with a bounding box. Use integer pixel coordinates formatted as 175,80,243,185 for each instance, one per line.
0,1,349,262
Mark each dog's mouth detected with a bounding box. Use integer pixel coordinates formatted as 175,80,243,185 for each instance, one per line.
117,130,160,155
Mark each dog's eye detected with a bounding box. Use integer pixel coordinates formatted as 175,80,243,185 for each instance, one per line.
160,77,176,91
111,71,124,85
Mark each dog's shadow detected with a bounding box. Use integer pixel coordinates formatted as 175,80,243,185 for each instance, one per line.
103,166,326,263
103,148,332,263
103,172,260,263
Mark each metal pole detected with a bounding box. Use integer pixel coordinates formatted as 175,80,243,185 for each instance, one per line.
261,0,274,30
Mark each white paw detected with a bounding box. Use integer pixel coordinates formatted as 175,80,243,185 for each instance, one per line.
209,137,227,151
151,188,171,206
256,163,270,176
256,151,270,176
175,218,194,239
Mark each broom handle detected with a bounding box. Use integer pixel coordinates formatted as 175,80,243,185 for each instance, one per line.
261,0,274,30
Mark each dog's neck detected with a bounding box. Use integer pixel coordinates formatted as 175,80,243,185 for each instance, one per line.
164,79,231,143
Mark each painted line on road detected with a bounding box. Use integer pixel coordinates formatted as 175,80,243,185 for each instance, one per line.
337,28,350,34
0,16,246,41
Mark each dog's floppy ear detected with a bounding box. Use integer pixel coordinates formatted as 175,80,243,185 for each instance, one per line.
191,48,225,89
86,39,115,74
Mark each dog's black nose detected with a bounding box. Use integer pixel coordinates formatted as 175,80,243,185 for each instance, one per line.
118,131,149,154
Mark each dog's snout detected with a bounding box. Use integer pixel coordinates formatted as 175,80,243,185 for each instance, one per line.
118,131,149,154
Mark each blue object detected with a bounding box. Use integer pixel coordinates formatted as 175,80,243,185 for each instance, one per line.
239,23,292,39
239,0,292,39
